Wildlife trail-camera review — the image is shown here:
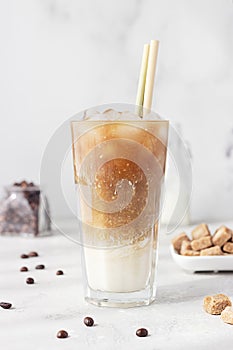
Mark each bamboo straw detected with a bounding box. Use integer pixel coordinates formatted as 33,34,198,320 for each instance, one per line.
143,39,159,111
136,43,150,110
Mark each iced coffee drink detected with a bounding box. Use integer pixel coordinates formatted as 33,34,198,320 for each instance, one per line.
71,106,168,307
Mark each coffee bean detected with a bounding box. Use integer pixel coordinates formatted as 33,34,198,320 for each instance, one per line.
56,330,68,339
21,254,29,259
28,251,38,257
26,277,34,284
35,264,45,270
136,328,148,337
20,266,28,272
0,302,12,309
56,270,64,275
84,316,94,327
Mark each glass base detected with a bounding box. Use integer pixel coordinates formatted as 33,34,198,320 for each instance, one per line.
85,285,156,308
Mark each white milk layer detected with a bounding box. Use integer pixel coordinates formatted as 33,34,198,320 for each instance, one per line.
84,239,153,293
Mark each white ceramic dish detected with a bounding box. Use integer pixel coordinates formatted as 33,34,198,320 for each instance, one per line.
170,245,233,272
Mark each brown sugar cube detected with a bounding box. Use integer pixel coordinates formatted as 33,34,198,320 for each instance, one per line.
172,233,190,253
223,242,233,254
212,226,232,247
200,246,223,256
191,223,211,240
221,306,233,324
180,241,199,256
203,294,232,315
183,250,200,256
191,236,212,251
180,240,192,255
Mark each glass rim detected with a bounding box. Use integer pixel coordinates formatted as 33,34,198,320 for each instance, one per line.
70,119,169,124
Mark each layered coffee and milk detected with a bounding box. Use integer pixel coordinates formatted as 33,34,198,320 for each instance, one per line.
71,109,168,293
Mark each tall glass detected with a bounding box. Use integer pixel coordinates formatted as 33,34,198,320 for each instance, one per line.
71,105,169,307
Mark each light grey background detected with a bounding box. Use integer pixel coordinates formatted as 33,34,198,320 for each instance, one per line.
0,0,233,222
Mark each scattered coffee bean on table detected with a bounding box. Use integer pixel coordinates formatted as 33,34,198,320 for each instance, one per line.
57,330,68,339
136,328,148,337
26,277,34,284
28,251,39,257
56,270,64,275
20,254,29,259
84,316,94,327
35,264,45,270
0,302,12,309
20,266,28,272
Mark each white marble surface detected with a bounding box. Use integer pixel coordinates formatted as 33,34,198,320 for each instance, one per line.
0,0,233,223
1,221,233,350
